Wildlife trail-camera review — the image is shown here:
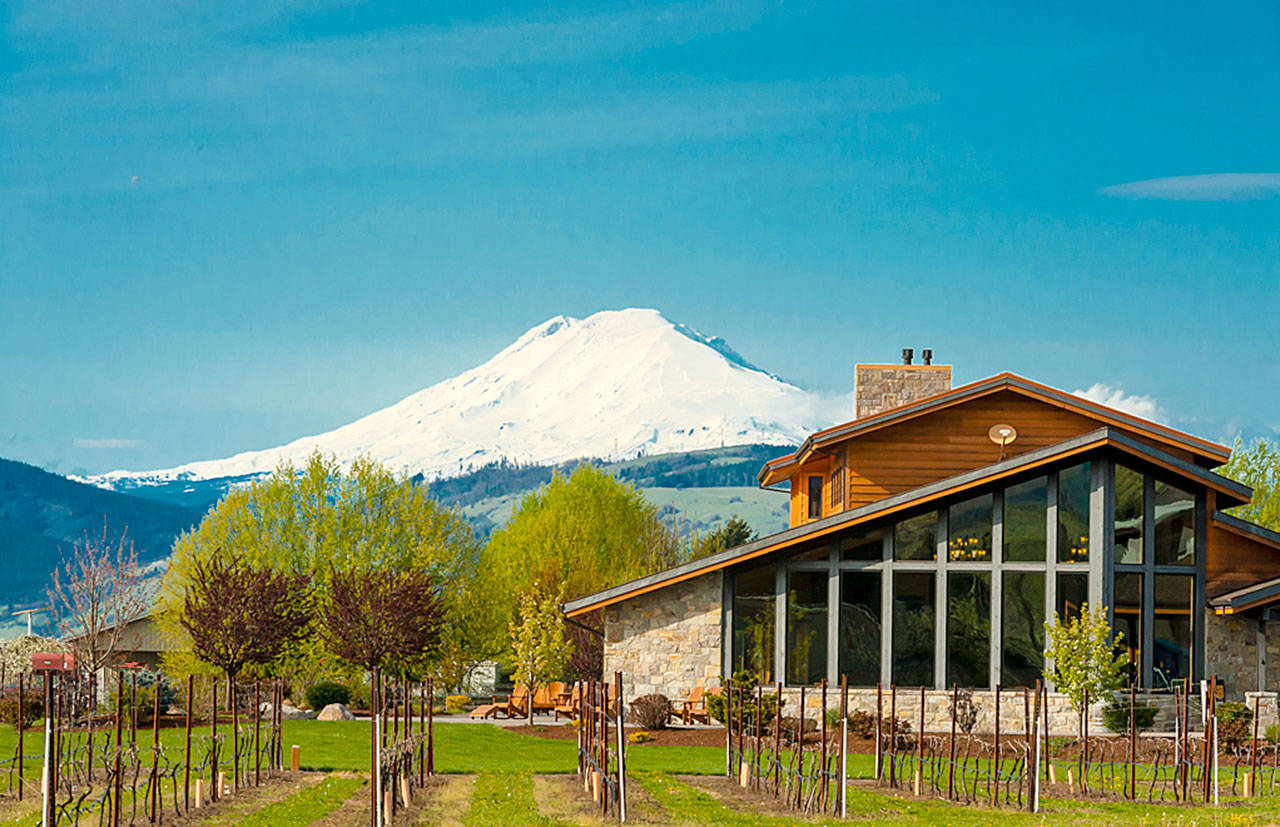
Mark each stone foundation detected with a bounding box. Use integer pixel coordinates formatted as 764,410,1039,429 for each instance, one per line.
1204,609,1280,698
602,571,722,701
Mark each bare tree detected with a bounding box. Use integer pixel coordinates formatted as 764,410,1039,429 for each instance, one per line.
47,523,151,679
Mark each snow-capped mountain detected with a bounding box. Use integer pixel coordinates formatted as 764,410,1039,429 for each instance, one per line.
83,309,846,489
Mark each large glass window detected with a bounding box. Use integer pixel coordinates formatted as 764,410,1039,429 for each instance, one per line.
841,528,883,562
1114,572,1142,685
1004,477,1047,562
949,494,993,562
1002,572,1044,687
895,512,937,561
786,571,827,685
1056,572,1088,622
1114,465,1144,565
839,572,881,686
1154,481,1195,566
947,572,990,687
1058,463,1091,563
732,564,775,683
893,572,935,686
807,476,823,520
1153,574,1193,689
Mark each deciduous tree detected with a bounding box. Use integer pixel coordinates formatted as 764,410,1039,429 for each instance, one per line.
508,586,571,721
1222,437,1280,531
1044,603,1128,738
46,524,150,680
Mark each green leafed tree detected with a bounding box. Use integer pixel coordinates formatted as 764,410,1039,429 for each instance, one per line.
1221,437,1280,531
508,585,572,720
689,515,758,560
1044,603,1128,737
158,453,482,691
477,465,683,670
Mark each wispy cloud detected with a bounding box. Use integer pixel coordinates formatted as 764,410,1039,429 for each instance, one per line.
1099,174,1280,202
74,438,145,449
1073,383,1165,423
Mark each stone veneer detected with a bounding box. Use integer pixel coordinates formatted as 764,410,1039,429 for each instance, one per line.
853,364,952,419
1204,608,1280,698
602,571,722,701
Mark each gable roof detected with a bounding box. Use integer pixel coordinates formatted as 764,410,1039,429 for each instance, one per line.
565,426,1250,618
759,373,1231,486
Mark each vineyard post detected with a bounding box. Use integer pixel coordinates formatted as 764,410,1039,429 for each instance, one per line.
17,672,24,802
1128,683,1136,800
874,683,882,782
184,674,192,811
209,675,218,803
41,672,53,827
773,682,782,796
615,671,626,823
840,675,848,817
150,680,160,821
887,685,896,788
113,672,122,826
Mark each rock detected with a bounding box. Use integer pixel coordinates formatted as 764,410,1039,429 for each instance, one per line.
317,703,355,722
281,702,316,720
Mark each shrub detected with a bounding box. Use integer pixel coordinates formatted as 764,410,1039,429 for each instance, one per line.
631,694,673,730
706,671,784,732
1266,722,1280,745
1216,702,1253,752
628,731,651,744
305,681,351,710
0,688,43,728
445,694,470,712
103,671,176,724
1101,699,1158,734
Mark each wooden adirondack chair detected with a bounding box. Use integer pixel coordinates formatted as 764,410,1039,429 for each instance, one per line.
504,684,532,719
554,684,582,721
531,683,559,715
681,684,716,725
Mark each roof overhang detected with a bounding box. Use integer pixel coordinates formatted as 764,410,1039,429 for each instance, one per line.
757,373,1231,487
568,427,1249,618
1209,514,1280,615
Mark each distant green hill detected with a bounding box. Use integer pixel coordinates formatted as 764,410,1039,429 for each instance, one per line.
6,444,792,625
0,458,202,619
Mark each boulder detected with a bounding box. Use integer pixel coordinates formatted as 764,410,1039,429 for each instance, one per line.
317,703,355,722
281,703,316,721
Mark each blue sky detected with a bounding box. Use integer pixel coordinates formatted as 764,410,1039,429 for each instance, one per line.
1,0,1277,475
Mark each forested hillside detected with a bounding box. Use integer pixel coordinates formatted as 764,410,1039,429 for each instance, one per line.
0,458,201,613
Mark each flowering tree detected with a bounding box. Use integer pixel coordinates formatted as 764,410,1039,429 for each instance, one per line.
46,524,150,679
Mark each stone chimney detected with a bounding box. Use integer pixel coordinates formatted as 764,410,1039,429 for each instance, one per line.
854,353,952,419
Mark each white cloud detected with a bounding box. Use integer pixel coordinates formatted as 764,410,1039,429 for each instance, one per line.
1099,173,1280,202
73,438,144,449
1072,383,1165,423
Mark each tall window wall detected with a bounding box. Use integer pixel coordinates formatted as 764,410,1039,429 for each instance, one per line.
1111,463,1199,689
728,455,1204,690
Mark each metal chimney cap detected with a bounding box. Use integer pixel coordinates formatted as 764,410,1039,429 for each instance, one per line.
902,348,914,365
922,348,933,365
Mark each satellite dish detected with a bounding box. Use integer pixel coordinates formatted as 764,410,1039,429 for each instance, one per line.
988,424,1017,446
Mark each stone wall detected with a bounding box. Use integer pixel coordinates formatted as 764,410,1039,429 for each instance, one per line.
1205,609,1280,700
853,364,952,419
602,572,722,701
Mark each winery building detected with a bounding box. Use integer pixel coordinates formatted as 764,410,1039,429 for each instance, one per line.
563,361,1280,726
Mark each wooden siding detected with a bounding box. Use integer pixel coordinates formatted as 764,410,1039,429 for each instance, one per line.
835,390,1101,509
1207,515,1280,598
789,456,831,525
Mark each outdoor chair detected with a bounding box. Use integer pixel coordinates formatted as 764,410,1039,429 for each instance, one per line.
679,684,712,725
554,684,582,721
531,683,560,715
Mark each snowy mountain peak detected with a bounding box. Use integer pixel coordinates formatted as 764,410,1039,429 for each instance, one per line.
84,308,846,488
